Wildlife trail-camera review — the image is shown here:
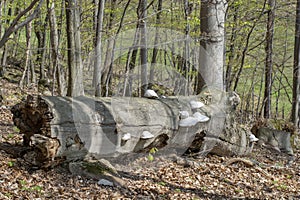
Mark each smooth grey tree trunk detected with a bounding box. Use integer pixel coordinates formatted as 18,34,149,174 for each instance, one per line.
93,0,99,32
123,28,140,97
139,0,148,96
65,0,84,97
149,0,162,84
198,0,227,91
0,1,2,37
49,0,64,96
93,0,105,97
292,0,300,127
101,0,117,97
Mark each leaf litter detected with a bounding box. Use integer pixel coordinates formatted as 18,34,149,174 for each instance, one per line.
0,79,299,200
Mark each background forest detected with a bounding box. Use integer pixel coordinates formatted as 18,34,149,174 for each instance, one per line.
0,0,298,122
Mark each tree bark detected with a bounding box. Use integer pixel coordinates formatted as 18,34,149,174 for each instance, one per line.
93,0,99,33
1,4,12,69
292,0,300,127
198,0,227,92
264,0,276,118
184,0,191,96
123,28,140,96
49,0,64,96
93,0,105,97
101,0,117,96
11,91,251,167
19,22,33,88
65,0,84,97
138,0,148,96
34,13,48,84
149,0,162,84
225,3,239,92
0,0,3,43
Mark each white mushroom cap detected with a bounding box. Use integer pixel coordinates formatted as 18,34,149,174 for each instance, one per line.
141,131,154,139
249,133,259,142
179,111,189,119
193,112,210,122
190,100,204,109
144,89,159,99
179,117,199,127
121,133,131,141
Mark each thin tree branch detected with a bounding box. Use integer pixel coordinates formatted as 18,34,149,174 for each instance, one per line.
0,0,44,48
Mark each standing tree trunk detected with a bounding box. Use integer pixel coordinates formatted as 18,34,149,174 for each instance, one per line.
138,0,148,96
0,0,2,37
292,0,300,127
198,0,227,92
93,0,105,97
184,0,191,95
101,0,117,96
149,0,162,84
264,0,276,118
49,0,64,96
0,1,3,78
1,2,9,71
65,0,84,97
34,13,48,85
93,0,99,32
123,27,140,96
0,1,3,60
20,22,33,88
225,3,239,92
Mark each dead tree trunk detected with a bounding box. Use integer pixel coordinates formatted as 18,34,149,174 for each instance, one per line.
11,91,250,167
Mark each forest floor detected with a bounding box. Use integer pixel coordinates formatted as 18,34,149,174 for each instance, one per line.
0,70,300,199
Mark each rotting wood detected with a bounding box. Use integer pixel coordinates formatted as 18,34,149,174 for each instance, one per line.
11,91,251,168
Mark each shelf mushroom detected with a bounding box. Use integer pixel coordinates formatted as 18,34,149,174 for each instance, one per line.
144,89,159,99
249,133,259,142
179,117,199,127
193,112,210,122
141,131,154,139
179,111,189,119
121,133,131,141
190,100,204,109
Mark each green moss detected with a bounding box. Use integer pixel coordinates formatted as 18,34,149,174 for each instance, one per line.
82,162,113,175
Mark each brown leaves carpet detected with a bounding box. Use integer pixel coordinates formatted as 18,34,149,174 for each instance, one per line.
0,79,299,200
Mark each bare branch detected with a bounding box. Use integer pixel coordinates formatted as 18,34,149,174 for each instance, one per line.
0,0,44,48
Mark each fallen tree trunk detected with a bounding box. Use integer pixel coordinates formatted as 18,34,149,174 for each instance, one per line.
11,91,252,167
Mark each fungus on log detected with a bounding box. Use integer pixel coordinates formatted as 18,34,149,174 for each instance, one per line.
11,91,252,167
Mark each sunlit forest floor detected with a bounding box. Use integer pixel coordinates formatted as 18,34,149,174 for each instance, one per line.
0,68,299,199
